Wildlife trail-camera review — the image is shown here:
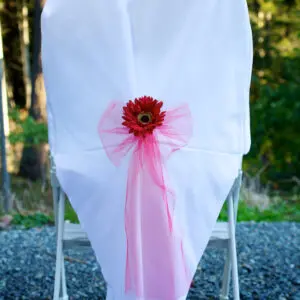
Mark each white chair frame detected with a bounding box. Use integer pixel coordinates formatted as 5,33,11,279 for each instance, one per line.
50,156,242,300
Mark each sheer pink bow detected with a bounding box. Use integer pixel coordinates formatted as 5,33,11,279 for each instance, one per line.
98,97,193,299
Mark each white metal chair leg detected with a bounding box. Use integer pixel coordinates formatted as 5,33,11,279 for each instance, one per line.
60,254,68,300
220,251,231,300
228,193,240,300
50,179,59,229
233,171,242,223
220,189,234,300
51,156,69,300
220,173,242,300
53,187,58,228
53,190,68,300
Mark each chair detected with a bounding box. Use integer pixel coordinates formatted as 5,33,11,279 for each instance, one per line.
51,156,242,300
43,2,252,299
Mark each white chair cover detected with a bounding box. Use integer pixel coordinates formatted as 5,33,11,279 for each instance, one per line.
41,1,252,299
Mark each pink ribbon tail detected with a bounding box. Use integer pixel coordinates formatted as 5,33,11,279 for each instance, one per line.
98,101,193,299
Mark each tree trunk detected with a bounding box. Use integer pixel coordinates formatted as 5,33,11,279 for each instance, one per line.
2,0,25,108
19,0,47,181
18,0,32,109
0,19,12,212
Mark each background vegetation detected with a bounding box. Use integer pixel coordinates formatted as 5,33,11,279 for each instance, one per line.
0,0,299,226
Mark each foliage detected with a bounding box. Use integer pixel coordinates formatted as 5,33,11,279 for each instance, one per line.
246,50,300,188
218,198,300,222
9,108,48,146
8,197,300,229
65,200,80,223
244,0,300,189
11,212,54,229
5,174,298,229
3,0,300,190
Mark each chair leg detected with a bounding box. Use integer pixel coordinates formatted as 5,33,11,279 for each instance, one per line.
220,173,242,300
50,158,59,230
60,254,68,300
53,190,68,300
233,171,242,223
228,194,240,300
219,250,231,300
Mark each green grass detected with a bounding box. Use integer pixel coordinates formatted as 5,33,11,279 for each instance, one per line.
65,200,79,223
218,199,300,222
2,175,299,229
7,197,300,229
11,212,54,229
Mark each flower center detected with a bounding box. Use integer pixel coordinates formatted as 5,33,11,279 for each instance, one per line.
138,112,152,124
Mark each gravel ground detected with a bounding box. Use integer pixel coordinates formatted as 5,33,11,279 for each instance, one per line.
0,222,299,300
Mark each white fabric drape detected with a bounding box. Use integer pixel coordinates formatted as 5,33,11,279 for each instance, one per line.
42,0,252,299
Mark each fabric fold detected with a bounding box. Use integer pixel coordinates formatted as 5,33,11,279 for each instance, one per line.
42,0,252,298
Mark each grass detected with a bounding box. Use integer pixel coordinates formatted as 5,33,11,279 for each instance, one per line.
8,199,299,228
1,175,299,229
11,212,54,229
64,196,300,223
218,199,300,222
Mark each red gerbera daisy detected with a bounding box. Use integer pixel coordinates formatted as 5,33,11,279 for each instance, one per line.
122,96,166,137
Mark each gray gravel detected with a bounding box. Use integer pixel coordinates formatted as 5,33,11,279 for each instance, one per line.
0,223,299,300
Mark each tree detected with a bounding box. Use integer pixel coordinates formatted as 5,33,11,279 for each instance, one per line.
19,0,47,181
1,0,26,107
18,0,31,109
245,0,300,188
0,18,11,212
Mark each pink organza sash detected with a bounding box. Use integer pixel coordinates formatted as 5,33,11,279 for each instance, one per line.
98,100,193,299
